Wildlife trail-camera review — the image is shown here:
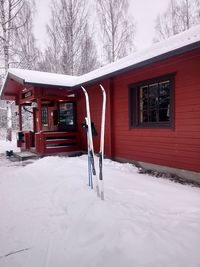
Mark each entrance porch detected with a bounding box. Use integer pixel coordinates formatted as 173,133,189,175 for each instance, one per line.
17,88,81,155
0,69,82,156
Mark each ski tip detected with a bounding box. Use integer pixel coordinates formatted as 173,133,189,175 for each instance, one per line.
81,86,86,92
99,84,105,91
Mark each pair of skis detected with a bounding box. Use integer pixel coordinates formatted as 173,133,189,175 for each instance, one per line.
81,85,106,200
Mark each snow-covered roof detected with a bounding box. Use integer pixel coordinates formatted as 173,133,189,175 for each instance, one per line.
1,24,200,95
78,24,200,85
5,68,78,87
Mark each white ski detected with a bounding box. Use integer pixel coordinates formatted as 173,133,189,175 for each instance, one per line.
85,117,93,189
99,84,106,200
81,86,100,197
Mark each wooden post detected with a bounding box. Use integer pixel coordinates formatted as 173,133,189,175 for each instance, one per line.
19,105,22,131
33,108,37,133
37,98,42,132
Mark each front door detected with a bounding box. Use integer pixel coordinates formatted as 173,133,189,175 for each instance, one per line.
41,103,58,131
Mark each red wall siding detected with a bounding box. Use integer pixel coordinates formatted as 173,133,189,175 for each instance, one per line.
77,49,200,172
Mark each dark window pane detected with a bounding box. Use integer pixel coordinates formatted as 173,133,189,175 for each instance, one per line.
159,108,170,121
159,81,170,109
59,103,74,126
140,86,148,110
58,102,75,130
149,109,157,122
149,83,158,109
160,81,170,94
140,109,148,123
42,107,48,126
141,86,148,98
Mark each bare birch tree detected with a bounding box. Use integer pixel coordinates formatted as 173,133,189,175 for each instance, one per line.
155,0,200,41
0,0,25,75
0,0,38,140
13,0,41,70
78,24,100,75
43,0,98,76
96,0,135,63
43,1,63,74
0,0,24,140
0,0,39,76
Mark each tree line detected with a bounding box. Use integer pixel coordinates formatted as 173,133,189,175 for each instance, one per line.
154,0,200,41
0,0,200,79
0,0,135,79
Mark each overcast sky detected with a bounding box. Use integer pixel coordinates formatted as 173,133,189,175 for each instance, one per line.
33,0,170,52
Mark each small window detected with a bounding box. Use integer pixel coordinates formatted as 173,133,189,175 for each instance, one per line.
129,74,174,128
42,106,48,127
58,102,76,131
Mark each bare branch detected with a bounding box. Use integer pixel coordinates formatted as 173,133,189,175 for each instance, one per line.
2,0,24,26
154,0,200,41
96,0,135,63
43,0,98,75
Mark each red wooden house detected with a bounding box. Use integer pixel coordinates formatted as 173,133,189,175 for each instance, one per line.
1,25,200,182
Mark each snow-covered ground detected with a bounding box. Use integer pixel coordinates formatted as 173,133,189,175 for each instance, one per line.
0,140,200,267
0,139,20,154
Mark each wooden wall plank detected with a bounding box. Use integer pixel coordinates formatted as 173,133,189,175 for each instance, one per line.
77,49,200,172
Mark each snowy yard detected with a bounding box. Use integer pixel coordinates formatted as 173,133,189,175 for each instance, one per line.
0,141,200,267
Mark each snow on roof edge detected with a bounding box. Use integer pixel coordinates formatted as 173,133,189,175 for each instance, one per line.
1,24,200,95
77,24,200,85
7,68,78,87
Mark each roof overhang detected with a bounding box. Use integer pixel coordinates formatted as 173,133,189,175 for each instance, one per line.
1,25,200,100
0,70,75,101
75,41,200,88
0,72,24,101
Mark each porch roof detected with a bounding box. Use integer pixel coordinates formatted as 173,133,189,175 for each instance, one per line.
4,68,78,88
1,24,200,99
